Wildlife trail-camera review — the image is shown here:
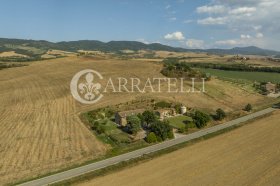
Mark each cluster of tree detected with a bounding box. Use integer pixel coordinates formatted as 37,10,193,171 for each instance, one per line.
161,59,210,80
213,108,226,121
162,57,208,63
0,63,27,70
0,46,41,56
140,110,158,128
149,120,174,142
0,56,44,62
186,62,280,73
126,115,141,134
190,109,225,129
126,110,175,143
126,110,174,143
192,110,211,128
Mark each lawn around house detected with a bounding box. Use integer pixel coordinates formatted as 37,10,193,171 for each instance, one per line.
92,118,132,145
167,115,193,129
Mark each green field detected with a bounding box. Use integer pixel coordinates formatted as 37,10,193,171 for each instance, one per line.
167,115,193,129
199,68,280,83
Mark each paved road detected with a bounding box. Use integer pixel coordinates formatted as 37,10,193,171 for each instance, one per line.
19,108,276,186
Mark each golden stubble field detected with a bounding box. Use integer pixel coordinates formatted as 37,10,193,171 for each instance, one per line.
0,56,269,184
0,51,28,58
153,51,280,67
78,110,280,186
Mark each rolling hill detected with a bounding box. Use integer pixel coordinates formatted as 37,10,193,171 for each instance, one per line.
0,38,280,57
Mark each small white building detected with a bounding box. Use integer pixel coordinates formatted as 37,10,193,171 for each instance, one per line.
180,106,187,114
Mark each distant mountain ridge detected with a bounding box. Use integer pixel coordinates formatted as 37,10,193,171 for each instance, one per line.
0,38,279,57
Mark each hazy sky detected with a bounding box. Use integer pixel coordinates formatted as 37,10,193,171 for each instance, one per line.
0,0,279,50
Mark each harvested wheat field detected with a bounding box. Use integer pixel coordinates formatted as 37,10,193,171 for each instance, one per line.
78,110,280,186
0,56,269,184
0,51,28,58
0,56,171,184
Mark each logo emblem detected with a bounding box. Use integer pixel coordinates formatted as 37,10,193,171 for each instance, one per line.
70,69,103,104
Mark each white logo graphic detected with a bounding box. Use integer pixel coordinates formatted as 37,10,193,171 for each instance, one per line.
70,69,103,104
71,69,206,105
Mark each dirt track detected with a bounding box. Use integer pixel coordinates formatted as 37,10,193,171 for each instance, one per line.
78,111,280,186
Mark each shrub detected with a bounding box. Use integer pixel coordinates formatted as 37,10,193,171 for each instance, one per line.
193,110,211,128
126,115,141,134
244,104,252,112
146,132,157,143
95,125,105,134
177,127,184,133
168,130,175,139
178,125,187,133
214,108,226,120
91,120,109,134
92,121,100,130
105,108,115,118
156,135,163,142
187,121,196,128
97,112,106,119
174,104,181,114
137,113,144,124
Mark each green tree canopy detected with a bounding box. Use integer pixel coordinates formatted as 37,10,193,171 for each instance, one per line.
126,115,141,134
142,110,157,127
146,132,157,143
150,120,173,141
244,104,252,112
215,108,226,120
193,110,211,128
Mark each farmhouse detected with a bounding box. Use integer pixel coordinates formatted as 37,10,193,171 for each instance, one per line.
155,108,176,120
115,108,178,126
115,109,145,126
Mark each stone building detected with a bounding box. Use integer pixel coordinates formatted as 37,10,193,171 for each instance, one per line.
115,109,145,126
155,108,176,120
